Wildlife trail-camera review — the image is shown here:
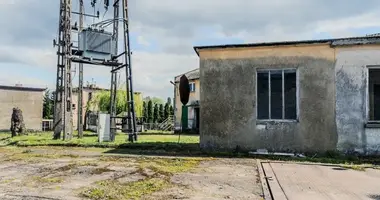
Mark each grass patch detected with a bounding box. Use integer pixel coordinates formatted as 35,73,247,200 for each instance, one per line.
1,178,16,184
25,176,65,187
137,157,203,175
81,178,169,200
47,161,99,173
79,157,203,200
91,167,115,175
0,132,199,149
0,152,79,163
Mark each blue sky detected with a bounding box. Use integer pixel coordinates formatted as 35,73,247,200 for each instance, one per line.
1,0,380,100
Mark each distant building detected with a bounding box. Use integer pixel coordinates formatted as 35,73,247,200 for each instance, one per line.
0,84,46,131
71,84,144,131
72,84,107,130
173,68,200,133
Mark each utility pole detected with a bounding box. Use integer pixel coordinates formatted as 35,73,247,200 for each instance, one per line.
54,0,73,140
77,0,84,138
122,0,137,142
109,0,119,142
63,0,73,141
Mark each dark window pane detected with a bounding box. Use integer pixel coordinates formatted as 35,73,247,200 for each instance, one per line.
257,72,269,119
270,70,283,119
284,70,297,119
369,69,380,120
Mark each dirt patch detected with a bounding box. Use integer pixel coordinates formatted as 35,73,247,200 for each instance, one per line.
0,147,263,200
145,159,263,200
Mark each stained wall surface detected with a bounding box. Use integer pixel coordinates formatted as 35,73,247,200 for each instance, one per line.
198,44,338,152
0,89,44,131
335,46,380,154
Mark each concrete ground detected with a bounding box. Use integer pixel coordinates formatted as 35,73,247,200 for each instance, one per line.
262,162,380,200
0,147,263,200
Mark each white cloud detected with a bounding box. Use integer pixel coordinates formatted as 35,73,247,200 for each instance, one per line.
137,36,150,46
1,0,380,100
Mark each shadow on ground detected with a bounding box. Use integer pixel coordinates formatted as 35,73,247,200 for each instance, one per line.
369,194,380,200
103,142,251,158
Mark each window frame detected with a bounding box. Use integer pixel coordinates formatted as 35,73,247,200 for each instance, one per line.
366,65,380,123
189,82,196,92
255,68,299,122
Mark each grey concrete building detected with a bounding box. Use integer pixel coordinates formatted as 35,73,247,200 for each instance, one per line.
0,84,46,131
194,35,380,155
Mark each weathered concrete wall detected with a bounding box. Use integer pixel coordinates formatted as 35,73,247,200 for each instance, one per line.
335,46,380,154
0,89,44,131
199,44,337,152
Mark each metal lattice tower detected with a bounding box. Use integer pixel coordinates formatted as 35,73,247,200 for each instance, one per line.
54,0,73,140
53,0,137,142
122,0,137,142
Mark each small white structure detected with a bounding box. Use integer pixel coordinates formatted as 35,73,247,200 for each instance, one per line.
97,113,111,142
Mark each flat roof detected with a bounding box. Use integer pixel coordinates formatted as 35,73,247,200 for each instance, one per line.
193,35,380,56
0,85,46,92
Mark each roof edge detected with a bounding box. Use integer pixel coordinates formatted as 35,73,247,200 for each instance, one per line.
0,85,47,92
193,35,380,56
174,68,199,79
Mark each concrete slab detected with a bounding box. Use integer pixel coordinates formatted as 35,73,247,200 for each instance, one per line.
263,162,380,200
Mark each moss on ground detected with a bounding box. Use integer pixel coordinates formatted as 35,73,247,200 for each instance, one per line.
23,175,65,187
81,178,169,200
79,157,204,200
137,157,203,175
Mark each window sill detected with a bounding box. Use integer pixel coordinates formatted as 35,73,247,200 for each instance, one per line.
256,119,298,124
365,121,380,128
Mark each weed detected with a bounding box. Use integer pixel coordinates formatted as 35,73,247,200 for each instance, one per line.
80,178,169,200
30,176,64,184
137,157,203,175
79,157,202,199
22,149,32,153
91,167,115,175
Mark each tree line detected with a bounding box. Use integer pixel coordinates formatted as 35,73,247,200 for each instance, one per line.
143,97,174,123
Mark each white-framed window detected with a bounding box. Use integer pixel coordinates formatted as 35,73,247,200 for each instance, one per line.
189,82,196,92
367,66,380,121
256,69,297,120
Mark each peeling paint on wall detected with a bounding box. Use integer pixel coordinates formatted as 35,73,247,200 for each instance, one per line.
335,48,380,155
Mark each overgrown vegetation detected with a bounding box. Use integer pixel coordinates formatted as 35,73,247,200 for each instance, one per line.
86,90,144,118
